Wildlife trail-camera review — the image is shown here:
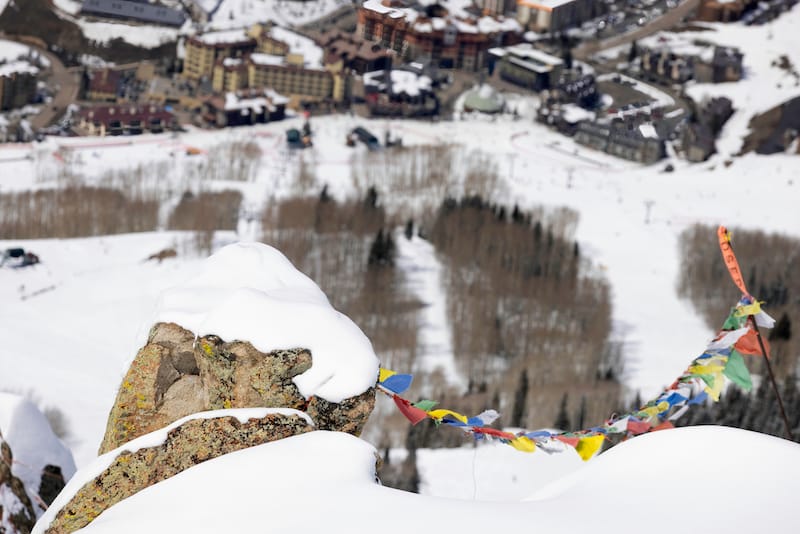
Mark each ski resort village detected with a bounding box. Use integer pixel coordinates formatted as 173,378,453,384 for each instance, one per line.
0,1,799,533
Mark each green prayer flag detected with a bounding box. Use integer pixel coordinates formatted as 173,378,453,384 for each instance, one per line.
723,309,746,330
724,349,753,392
413,400,438,411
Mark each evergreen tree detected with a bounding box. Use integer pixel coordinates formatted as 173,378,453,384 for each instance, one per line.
576,395,587,430
368,228,396,267
404,218,414,240
511,370,529,428
554,393,571,430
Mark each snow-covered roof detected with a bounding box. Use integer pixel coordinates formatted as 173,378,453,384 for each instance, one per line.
362,0,520,36
268,26,324,69
363,68,433,97
153,243,379,402
0,60,38,77
561,103,595,124
504,43,563,67
249,53,285,67
194,29,251,45
638,123,659,139
518,0,576,9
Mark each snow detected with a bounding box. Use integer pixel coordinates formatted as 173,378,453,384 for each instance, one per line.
269,26,324,70
154,242,380,403
1,108,799,468
597,72,675,106
0,40,36,63
195,29,249,46
39,427,800,533
0,61,38,77
395,235,465,393
33,407,312,534
363,69,433,97
681,4,800,156
204,0,353,31
0,393,76,517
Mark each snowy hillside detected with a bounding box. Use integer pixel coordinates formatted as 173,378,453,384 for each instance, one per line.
1,109,799,471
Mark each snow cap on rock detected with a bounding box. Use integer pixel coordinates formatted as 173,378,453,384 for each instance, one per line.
155,242,380,403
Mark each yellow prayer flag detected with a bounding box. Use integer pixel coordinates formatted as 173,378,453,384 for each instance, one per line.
734,302,762,318
688,364,725,376
510,436,536,453
704,373,725,401
378,368,396,383
426,409,468,424
576,435,605,461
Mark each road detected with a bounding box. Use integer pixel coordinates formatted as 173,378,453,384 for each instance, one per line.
574,0,702,61
0,32,80,130
31,43,81,130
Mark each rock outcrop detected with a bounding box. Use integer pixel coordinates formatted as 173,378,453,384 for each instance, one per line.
38,243,380,534
0,434,36,534
99,322,375,453
45,411,313,534
0,393,76,520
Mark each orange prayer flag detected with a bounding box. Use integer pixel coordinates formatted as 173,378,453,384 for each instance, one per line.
734,329,770,358
717,226,749,297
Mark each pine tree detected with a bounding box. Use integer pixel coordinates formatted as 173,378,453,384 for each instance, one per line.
510,370,528,428
576,395,587,430
554,393,571,430
404,218,414,240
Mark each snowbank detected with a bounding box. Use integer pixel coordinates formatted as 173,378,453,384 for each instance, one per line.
33,407,312,534
65,427,800,533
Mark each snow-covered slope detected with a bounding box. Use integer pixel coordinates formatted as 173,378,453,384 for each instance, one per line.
49,427,800,534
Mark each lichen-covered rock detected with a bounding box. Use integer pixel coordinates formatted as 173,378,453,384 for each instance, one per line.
45,412,312,534
99,322,375,454
307,386,376,437
0,435,36,534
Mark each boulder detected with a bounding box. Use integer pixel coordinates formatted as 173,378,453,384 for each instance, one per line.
0,434,36,534
43,410,313,534
99,322,375,454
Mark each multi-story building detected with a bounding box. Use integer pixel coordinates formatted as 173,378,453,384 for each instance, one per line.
489,44,564,91
212,54,338,105
183,29,258,81
202,89,288,128
187,24,349,106
0,61,38,111
357,0,522,71
516,0,605,33
77,104,177,136
314,29,392,74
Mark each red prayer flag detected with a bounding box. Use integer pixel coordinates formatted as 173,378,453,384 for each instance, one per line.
627,420,651,435
473,427,516,440
393,395,429,425
652,421,674,432
554,435,580,448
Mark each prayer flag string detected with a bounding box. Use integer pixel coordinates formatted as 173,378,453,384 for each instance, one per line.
377,297,775,461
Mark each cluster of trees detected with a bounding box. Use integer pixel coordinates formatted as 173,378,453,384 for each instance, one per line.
0,187,245,242
428,196,621,432
0,187,159,238
261,188,420,375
